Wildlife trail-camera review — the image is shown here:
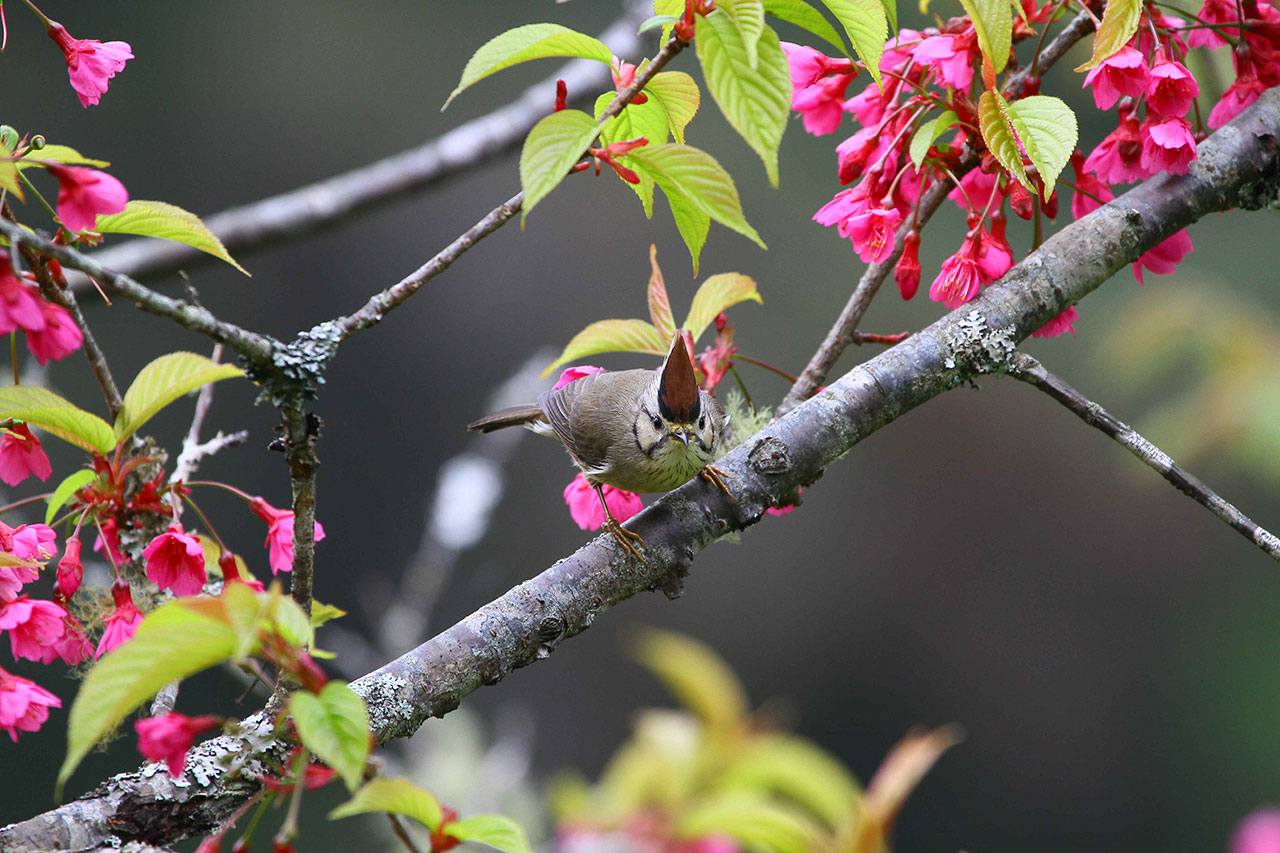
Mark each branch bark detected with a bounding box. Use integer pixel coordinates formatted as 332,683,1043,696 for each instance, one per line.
5,86,1276,853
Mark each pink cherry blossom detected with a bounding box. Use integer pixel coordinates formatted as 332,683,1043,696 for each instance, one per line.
135,712,220,776
1083,107,1150,184
0,565,38,604
0,258,46,336
553,365,604,390
562,474,642,531
948,168,1001,214
896,231,922,300
1146,58,1200,118
43,615,92,665
1187,0,1241,48
24,298,83,364
45,164,129,233
0,665,60,741
45,21,133,107
96,578,143,658
143,526,207,597
0,595,67,661
1208,74,1268,129
841,206,902,263
1139,116,1197,175
249,498,326,575
1133,229,1194,284
1232,809,1280,853
1069,152,1116,219
1082,47,1150,110
1030,306,1079,338
930,239,984,309
914,32,977,91
12,523,57,562
0,423,52,487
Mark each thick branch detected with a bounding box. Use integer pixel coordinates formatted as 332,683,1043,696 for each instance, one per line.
777,9,1098,416
1008,352,1280,560
4,82,1277,853
69,11,648,287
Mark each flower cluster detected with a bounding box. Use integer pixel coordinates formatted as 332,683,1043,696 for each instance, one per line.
784,0,1277,337
0,256,85,366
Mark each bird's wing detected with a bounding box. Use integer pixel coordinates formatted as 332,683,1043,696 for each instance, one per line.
539,370,650,473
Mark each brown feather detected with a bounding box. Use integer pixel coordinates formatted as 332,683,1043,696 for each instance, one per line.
467,405,546,433
657,333,700,422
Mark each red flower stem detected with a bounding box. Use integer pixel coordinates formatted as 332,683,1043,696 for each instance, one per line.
91,513,121,578
182,494,228,551
185,479,254,503
727,364,755,413
733,353,799,383
17,0,52,27
0,491,53,516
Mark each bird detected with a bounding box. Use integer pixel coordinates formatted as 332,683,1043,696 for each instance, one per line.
468,332,731,559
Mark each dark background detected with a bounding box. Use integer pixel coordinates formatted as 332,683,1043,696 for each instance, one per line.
3,2,1280,851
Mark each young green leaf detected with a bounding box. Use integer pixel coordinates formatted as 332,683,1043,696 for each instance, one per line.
95,201,248,275
58,598,240,792
519,110,602,221
541,318,667,377
815,0,888,86
632,628,749,735
45,468,97,525
908,109,959,168
880,0,899,39
1074,0,1142,70
645,71,701,144
667,190,712,275
1003,95,1077,200
115,351,246,442
626,143,765,248
762,0,850,56
290,681,371,792
654,0,684,43
695,13,791,186
330,777,444,829
311,601,347,628
16,144,110,169
639,14,679,34
719,0,768,68
676,793,824,853
684,273,762,340
647,244,678,340
720,735,863,827
0,386,115,455
977,89,1030,191
444,24,613,109
958,0,1012,75
0,161,24,201
595,92,660,216
444,815,534,853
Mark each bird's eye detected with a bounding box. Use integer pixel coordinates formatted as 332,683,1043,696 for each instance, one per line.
699,415,706,430
651,415,662,430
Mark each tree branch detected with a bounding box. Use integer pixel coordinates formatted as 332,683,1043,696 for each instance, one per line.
67,10,650,287
1008,352,1280,560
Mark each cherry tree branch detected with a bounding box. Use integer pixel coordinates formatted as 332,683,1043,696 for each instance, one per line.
1008,352,1280,560
5,87,1276,853
777,8,1098,417
68,10,650,288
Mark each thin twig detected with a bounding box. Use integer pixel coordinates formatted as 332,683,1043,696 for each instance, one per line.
1009,352,1280,561
387,814,425,853
172,345,250,486
333,31,691,341
777,9,1097,417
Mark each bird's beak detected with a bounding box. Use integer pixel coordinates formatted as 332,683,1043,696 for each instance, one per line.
671,426,690,447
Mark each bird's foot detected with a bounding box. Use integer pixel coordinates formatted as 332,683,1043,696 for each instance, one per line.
603,517,645,561
700,465,736,502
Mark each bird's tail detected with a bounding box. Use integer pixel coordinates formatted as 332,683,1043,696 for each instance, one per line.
467,405,547,433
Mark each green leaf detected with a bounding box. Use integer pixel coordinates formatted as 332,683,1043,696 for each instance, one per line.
541,319,667,377
719,735,862,826
594,93,658,216
311,601,347,628
959,0,1012,75
329,777,443,830
1075,0,1142,70
763,0,850,55
0,161,23,201
0,386,115,455
632,628,749,734
815,0,888,87
45,468,96,525
115,351,246,442
95,201,248,275
444,23,613,109
719,0,767,68
639,14,679,34
1003,95,1077,200
519,110,602,221
695,13,791,186
677,793,824,853
221,580,272,660
17,144,110,169
444,815,534,853
908,109,958,168
290,681,371,792
977,89,1030,191
59,597,240,792
880,0,899,39
668,191,712,276
646,71,701,144
627,143,765,248
647,244,678,340
683,273,762,340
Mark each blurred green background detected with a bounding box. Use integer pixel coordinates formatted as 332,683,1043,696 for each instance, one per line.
3,2,1280,851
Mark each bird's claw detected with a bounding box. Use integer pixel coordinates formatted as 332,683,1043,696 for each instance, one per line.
603,517,645,561
700,465,736,502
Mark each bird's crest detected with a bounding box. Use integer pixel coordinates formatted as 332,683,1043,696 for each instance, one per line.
657,332,701,422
